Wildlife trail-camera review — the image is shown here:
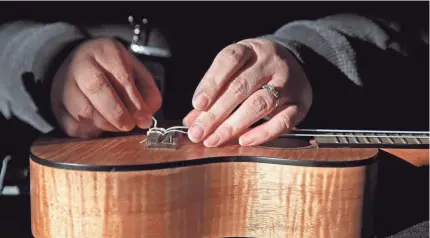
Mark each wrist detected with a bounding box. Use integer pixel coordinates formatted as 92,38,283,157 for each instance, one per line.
259,38,314,127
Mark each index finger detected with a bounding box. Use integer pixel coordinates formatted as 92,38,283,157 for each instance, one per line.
121,46,163,114
192,43,252,111
76,58,135,131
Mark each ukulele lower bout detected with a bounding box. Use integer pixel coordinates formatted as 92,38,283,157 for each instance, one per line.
30,157,378,238
29,129,384,238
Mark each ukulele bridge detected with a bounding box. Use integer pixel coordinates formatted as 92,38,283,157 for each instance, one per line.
145,132,181,150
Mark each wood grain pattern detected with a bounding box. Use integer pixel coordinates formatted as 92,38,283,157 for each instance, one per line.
31,134,379,166
30,159,377,238
30,134,379,238
381,148,429,167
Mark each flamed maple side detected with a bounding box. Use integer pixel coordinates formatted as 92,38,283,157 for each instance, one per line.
29,131,386,238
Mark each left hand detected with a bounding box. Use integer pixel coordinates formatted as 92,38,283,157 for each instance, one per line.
50,38,161,139
183,39,312,147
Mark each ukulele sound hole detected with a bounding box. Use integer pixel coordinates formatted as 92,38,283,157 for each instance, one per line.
258,136,314,150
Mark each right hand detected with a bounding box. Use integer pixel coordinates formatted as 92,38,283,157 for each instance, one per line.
50,38,162,138
183,39,312,147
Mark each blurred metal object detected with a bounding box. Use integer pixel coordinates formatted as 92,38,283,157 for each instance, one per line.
130,44,171,58
128,16,171,58
0,156,11,195
2,185,23,196
127,15,172,120
0,155,30,196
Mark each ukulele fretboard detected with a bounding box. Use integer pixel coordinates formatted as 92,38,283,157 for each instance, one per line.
283,129,430,148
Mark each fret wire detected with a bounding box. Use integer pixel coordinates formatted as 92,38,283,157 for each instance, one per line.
343,134,349,144
373,133,382,144
293,129,429,134
281,133,430,140
411,134,422,144
385,133,395,144
397,134,408,144
350,133,359,143
331,131,340,143
334,136,340,144
337,133,348,144
362,133,370,144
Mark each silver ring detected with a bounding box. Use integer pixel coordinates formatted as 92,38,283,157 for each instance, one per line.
261,84,280,106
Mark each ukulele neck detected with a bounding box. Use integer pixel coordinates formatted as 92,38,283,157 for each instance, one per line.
283,129,430,149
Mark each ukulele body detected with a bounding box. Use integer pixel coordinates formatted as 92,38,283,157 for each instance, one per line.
29,132,385,238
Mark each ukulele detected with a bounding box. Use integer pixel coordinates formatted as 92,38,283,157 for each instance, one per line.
29,120,429,238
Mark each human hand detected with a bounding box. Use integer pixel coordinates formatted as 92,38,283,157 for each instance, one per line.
183,39,312,147
50,38,162,138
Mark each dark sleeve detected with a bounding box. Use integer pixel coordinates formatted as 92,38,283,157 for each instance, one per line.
0,20,170,193
0,20,170,135
260,14,429,130
0,20,90,188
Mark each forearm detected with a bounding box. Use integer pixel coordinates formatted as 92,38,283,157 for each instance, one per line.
260,14,398,86
0,21,88,133
260,14,429,129
0,20,170,135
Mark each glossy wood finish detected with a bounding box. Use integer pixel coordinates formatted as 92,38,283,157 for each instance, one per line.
381,148,429,167
31,134,379,167
30,134,379,238
30,162,377,238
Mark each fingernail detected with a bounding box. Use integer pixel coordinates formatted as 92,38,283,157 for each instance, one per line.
189,124,204,142
182,115,190,127
204,134,220,147
239,136,255,146
134,113,152,129
122,123,135,131
193,94,209,110
121,114,136,131
183,119,189,127
141,117,153,129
